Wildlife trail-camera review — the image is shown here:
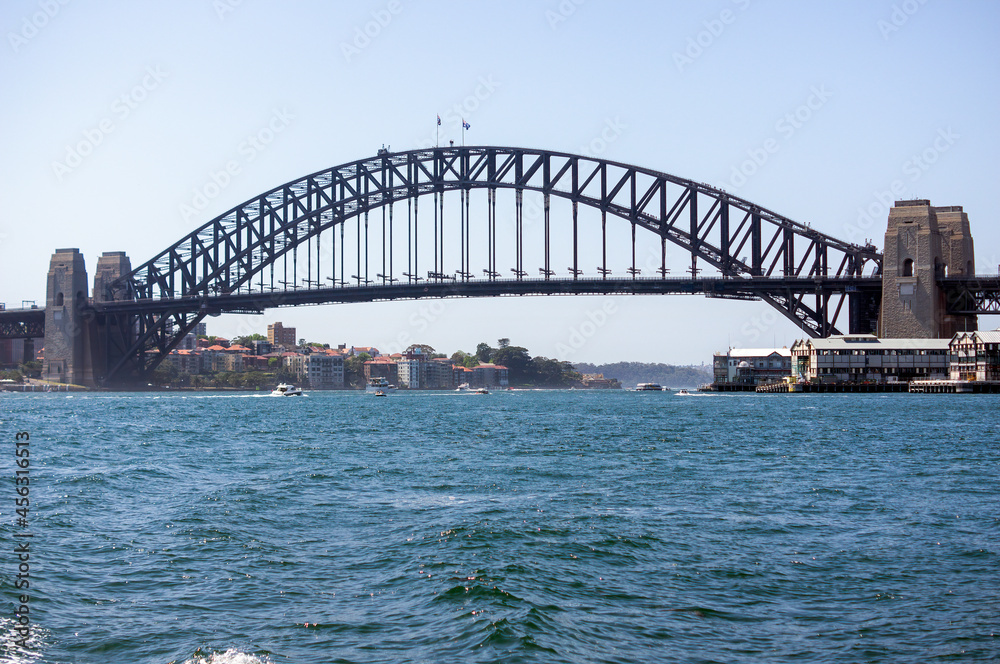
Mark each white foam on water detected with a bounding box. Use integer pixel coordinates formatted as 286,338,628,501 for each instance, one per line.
190,393,280,399
0,617,46,664
181,649,272,664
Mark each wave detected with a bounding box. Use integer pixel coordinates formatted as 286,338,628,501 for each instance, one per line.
179,648,273,664
0,617,46,664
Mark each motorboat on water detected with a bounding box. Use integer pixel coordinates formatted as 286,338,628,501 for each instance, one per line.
475,387,489,395
366,377,397,394
635,383,664,391
271,383,303,396
676,389,690,396
374,389,387,397
455,383,471,392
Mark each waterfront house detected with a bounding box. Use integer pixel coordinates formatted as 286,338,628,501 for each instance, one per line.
713,348,792,385
791,335,950,383
471,363,509,388
949,330,1000,381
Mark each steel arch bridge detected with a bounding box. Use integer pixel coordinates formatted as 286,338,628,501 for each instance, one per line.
93,146,884,385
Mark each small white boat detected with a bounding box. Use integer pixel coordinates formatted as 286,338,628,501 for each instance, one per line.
475,387,489,395
455,383,471,392
366,377,397,393
271,383,303,396
373,389,387,397
676,389,690,396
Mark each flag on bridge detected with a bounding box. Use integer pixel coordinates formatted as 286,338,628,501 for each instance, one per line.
463,120,471,130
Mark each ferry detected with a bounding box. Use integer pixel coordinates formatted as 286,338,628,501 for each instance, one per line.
271,383,303,396
366,377,397,394
635,383,665,391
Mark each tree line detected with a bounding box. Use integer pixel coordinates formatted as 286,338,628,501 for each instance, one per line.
451,338,583,388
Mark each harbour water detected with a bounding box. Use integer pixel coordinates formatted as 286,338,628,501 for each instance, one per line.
1,390,998,663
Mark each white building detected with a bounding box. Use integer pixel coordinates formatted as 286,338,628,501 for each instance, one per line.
713,348,792,385
949,330,1000,381
791,335,950,383
397,358,421,389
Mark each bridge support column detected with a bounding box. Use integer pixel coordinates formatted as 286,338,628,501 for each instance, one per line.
43,249,95,386
880,200,976,338
91,252,133,386
849,292,880,335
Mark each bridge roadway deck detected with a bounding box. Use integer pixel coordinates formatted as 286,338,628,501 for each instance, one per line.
0,307,45,339
90,276,885,316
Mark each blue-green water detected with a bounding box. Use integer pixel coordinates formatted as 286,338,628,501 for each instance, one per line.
1,390,998,664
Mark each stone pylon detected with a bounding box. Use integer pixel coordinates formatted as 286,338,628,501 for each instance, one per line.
93,251,132,303
43,248,93,386
880,200,976,338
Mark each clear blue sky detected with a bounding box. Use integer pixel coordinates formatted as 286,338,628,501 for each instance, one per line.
2,0,998,364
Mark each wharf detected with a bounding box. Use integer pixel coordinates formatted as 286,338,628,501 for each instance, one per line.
0,381,86,392
755,382,909,393
748,380,1000,394
705,382,756,392
909,380,1000,394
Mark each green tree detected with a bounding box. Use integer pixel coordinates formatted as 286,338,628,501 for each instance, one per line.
344,353,371,389
531,357,581,387
240,371,271,390
151,362,179,386
475,342,494,364
0,369,24,383
498,337,510,349
406,344,436,356
450,351,479,368
491,345,531,381
272,369,297,385
19,360,42,378
232,333,266,347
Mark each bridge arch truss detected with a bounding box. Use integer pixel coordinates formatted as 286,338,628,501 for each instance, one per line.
96,146,883,384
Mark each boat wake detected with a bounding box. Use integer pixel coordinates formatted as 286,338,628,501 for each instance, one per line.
180,648,273,664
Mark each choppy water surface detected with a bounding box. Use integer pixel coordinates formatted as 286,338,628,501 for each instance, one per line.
1,390,998,663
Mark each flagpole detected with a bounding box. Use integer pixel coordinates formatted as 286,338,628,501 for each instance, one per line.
462,118,465,147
